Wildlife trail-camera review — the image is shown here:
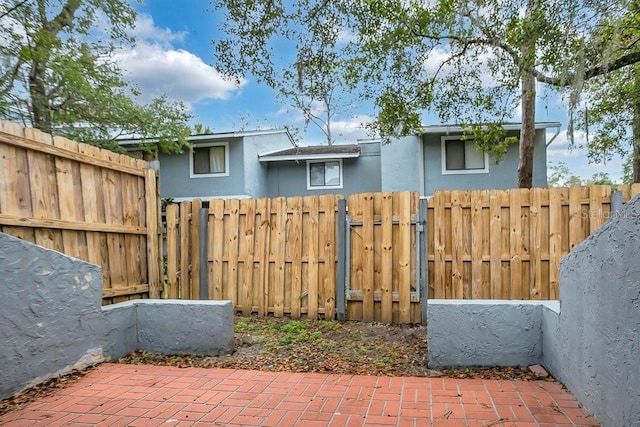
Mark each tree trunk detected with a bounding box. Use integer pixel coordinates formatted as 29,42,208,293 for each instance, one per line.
29,61,52,134
517,0,538,189
518,71,536,188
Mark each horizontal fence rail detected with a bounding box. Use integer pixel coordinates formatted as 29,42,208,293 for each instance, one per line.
0,120,162,303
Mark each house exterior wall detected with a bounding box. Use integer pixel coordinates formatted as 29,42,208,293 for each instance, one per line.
158,137,246,200
422,129,548,195
242,134,292,198
265,142,382,197
380,135,423,193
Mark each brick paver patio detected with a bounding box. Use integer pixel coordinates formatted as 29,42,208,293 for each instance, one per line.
0,363,599,426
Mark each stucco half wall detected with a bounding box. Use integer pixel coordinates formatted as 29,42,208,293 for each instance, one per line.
0,232,234,400
427,194,640,427
545,194,640,427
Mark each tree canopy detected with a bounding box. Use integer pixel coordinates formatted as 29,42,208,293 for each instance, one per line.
214,0,353,145
214,0,639,186
0,0,192,153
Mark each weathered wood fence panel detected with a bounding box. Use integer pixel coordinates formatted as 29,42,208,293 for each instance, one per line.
165,185,640,323
346,192,421,324
0,121,162,303
165,195,343,317
426,185,640,300
164,192,423,323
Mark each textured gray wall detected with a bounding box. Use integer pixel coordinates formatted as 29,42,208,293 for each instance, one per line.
158,137,246,199
380,135,422,193
102,301,137,360
265,147,382,197
0,232,105,400
136,300,234,356
427,300,545,367
243,133,294,197
422,130,548,195
1,232,234,399
547,196,640,427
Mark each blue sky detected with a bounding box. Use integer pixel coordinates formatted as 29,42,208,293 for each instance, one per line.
118,1,625,182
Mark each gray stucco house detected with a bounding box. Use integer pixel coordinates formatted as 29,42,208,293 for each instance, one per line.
382,122,560,195
121,122,560,200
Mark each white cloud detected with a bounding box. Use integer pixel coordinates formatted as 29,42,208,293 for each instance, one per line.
111,13,245,106
337,28,358,44
114,43,244,105
331,115,375,142
131,14,187,47
422,46,496,88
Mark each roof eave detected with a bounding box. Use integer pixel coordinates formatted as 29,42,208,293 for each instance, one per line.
258,152,360,162
421,122,562,134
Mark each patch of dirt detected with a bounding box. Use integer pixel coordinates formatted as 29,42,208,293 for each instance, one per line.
119,316,553,382
1,316,554,416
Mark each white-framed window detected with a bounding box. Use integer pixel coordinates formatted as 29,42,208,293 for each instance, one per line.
441,136,489,174
306,160,343,189
190,142,229,178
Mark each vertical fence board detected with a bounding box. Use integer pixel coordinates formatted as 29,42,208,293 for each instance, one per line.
54,137,84,260
209,200,224,300
240,199,256,314
190,198,202,300
509,190,523,299
489,190,502,299
568,186,583,252
397,192,412,324
450,191,464,298
226,199,240,307
273,197,286,317
166,204,179,298
77,148,103,280
362,193,375,322
320,195,336,320
307,196,320,319
548,187,563,300
433,191,446,298
255,198,270,315
470,190,483,299
380,193,393,324
178,201,191,299
287,197,303,318
530,188,542,299
25,128,59,250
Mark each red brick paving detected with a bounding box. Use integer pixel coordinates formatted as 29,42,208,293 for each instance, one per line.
0,363,599,426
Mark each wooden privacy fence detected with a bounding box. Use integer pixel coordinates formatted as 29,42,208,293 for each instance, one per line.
164,192,424,324
0,121,162,304
427,185,640,300
168,185,640,323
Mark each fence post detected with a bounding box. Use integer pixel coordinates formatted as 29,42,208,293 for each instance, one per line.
199,207,209,300
336,199,347,322
419,197,429,325
611,191,623,218
144,168,161,299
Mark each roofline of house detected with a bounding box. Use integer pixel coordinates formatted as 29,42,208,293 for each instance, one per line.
421,122,562,134
258,152,361,162
117,128,293,146
168,195,253,202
